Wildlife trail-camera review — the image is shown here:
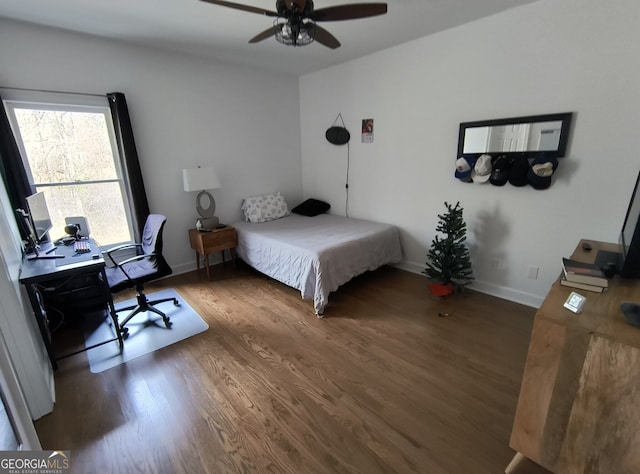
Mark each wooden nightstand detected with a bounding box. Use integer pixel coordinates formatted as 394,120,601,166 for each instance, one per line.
188,226,237,280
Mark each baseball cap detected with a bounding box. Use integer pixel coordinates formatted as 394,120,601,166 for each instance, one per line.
471,154,493,183
528,157,559,189
508,156,530,187
455,156,476,181
490,155,510,186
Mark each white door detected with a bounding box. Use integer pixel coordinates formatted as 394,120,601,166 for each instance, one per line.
487,124,530,152
0,182,54,422
0,326,42,450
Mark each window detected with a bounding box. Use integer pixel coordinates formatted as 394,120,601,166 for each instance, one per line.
3,92,133,247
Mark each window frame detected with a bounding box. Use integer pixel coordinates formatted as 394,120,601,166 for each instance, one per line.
1,90,135,248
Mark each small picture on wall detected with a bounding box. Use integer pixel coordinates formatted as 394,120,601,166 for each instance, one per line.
362,118,374,143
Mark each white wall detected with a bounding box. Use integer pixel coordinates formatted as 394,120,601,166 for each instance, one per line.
1,0,638,312
0,18,303,274
299,0,640,307
0,17,302,425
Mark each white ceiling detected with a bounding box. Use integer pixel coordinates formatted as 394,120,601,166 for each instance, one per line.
0,0,540,76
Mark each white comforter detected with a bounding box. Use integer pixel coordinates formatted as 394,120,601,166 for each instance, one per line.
233,214,403,315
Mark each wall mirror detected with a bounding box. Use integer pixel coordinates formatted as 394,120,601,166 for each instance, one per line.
457,112,573,158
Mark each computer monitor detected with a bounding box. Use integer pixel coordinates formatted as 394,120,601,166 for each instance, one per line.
26,191,52,244
618,171,640,277
594,170,640,278
14,192,63,260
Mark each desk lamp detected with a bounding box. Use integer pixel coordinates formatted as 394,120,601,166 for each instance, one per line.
183,166,222,230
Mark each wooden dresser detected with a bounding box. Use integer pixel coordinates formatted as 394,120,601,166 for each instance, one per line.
188,226,237,280
507,240,640,473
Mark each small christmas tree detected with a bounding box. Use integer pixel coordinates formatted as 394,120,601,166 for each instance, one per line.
424,201,474,288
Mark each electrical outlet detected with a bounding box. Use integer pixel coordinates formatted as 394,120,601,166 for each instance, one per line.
527,265,539,279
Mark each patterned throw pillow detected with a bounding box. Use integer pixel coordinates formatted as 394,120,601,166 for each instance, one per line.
241,192,291,223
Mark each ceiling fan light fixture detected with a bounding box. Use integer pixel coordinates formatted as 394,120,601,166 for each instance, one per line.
274,18,315,46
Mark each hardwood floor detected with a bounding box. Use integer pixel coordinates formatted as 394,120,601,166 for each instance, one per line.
35,263,551,474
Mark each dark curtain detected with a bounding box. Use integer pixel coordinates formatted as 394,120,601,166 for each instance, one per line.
0,93,35,239
107,92,150,242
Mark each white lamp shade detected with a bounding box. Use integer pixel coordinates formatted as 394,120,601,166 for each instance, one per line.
183,166,221,192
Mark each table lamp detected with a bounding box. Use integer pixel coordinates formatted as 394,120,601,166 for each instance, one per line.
183,166,222,230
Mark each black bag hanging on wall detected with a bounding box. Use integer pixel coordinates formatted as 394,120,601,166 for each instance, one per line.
326,113,350,145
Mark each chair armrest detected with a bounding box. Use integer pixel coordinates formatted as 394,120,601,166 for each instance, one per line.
104,243,143,266
111,252,157,281
105,242,142,255
117,252,157,267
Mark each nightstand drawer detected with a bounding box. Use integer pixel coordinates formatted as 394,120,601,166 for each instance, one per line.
200,227,236,249
189,227,237,254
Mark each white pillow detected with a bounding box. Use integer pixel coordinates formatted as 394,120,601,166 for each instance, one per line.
241,192,290,223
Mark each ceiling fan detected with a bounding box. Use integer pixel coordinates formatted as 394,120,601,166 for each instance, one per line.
200,0,388,49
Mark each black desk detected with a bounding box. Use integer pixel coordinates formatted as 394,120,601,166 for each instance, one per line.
19,239,124,369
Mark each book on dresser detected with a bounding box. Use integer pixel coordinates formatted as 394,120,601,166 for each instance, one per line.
559,276,606,293
561,257,608,287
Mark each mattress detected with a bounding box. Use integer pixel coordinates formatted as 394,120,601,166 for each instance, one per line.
233,213,403,315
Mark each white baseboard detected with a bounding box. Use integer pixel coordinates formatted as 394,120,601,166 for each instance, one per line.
171,253,227,277
172,257,544,309
393,259,543,309
171,261,196,276
469,280,543,309
393,260,424,275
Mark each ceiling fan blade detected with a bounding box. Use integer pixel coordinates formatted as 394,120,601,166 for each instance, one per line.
200,0,278,17
310,3,387,22
309,24,341,49
249,27,276,43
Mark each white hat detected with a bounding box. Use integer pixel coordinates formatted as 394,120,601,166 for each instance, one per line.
527,157,559,189
455,156,475,181
471,154,493,183
531,161,555,177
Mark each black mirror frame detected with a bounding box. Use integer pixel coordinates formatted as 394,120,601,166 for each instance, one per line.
457,112,573,159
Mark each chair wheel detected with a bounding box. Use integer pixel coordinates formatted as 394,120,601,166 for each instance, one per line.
121,327,129,340
173,299,180,306
164,318,172,329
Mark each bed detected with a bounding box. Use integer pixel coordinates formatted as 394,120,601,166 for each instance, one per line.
233,212,403,316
